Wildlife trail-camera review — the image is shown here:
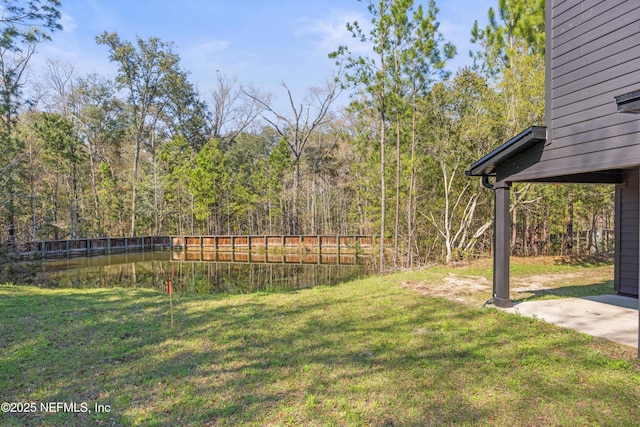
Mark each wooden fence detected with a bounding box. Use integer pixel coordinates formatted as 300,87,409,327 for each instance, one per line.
3,236,171,260
171,250,360,265
170,235,374,252
2,235,374,260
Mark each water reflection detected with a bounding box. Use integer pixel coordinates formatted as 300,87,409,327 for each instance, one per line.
37,251,369,295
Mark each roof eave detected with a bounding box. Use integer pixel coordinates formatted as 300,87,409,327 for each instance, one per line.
466,126,547,177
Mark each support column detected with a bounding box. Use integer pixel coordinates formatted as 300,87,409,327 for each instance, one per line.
636,168,640,359
494,181,511,308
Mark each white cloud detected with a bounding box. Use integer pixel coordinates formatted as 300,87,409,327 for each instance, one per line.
192,38,230,54
182,37,229,71
180,37,236,93
60,12,77,34
294,9,373,57
183,38,229,65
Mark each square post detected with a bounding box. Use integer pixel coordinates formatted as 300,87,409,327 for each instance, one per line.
637,169,640,358
494,181,511,308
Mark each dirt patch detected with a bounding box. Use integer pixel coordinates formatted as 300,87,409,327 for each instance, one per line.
402,256,614,306
511,273,581,292
402,274,491,305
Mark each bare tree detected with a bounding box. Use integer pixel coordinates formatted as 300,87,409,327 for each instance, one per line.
209,73,265,142
246,80,339,234
40,59,74,114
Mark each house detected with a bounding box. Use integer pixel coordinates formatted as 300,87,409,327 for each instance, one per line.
467,0,640,310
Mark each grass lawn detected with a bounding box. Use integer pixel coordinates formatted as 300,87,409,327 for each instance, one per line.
1,256,639,426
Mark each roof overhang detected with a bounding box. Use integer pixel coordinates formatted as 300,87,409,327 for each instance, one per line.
615,89,640,113
466,126,547,177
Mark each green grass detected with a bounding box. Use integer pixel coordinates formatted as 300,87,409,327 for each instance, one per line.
1,257,639,426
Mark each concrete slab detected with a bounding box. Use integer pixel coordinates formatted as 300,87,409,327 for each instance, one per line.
502,295,639,349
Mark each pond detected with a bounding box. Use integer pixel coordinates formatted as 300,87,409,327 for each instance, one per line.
33,250,371,295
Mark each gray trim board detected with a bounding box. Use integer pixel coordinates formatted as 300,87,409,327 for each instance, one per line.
466,126,547,177
495,147,640,183
524,171,624,184
615,89,640,113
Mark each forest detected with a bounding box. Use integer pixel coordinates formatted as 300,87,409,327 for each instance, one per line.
0,0,615,271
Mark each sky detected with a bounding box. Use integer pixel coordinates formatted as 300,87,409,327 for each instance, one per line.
33,0,498,110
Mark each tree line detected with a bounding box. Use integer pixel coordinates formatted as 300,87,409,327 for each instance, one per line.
0,0,614,270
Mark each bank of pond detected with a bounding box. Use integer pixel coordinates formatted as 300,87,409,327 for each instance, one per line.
14,250,371,295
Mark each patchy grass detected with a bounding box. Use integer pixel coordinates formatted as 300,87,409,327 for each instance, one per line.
405,256,615,306
1,256,639,426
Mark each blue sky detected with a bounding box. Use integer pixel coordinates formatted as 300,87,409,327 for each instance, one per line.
35,0,497,108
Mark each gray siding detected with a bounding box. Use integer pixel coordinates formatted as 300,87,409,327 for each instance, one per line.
615,168,639,296
500,0,640,183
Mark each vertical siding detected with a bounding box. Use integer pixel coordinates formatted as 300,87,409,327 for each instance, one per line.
615,168,639,296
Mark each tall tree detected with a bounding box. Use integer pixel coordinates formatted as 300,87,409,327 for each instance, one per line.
70,73,128,235
0,0,61,243
331,0,392,271
0,42,34,242
389,0,454,268
188,139,227,233
161,67,210,149
331,0,453,270
0,0,61,51
471,0,545,74
96,32,190,236
34,112,85,238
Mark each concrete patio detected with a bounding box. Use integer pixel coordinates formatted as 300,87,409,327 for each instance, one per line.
502,295,639,349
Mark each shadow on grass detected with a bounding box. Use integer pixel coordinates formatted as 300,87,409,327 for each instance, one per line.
1,283,639,426
513,279,615,303
552,253,614,267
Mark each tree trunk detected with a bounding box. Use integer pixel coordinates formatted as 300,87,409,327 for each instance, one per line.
72,162,79,239
311,176,317,234
87,141,100,232
29,143,37,241
565,191,574,255
407,105,417,268
152,132,159,235
379,116,386,272
130,136,141,237
53,165,60,240
8,184,15,244
292,158,301,235
393,119,401,270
